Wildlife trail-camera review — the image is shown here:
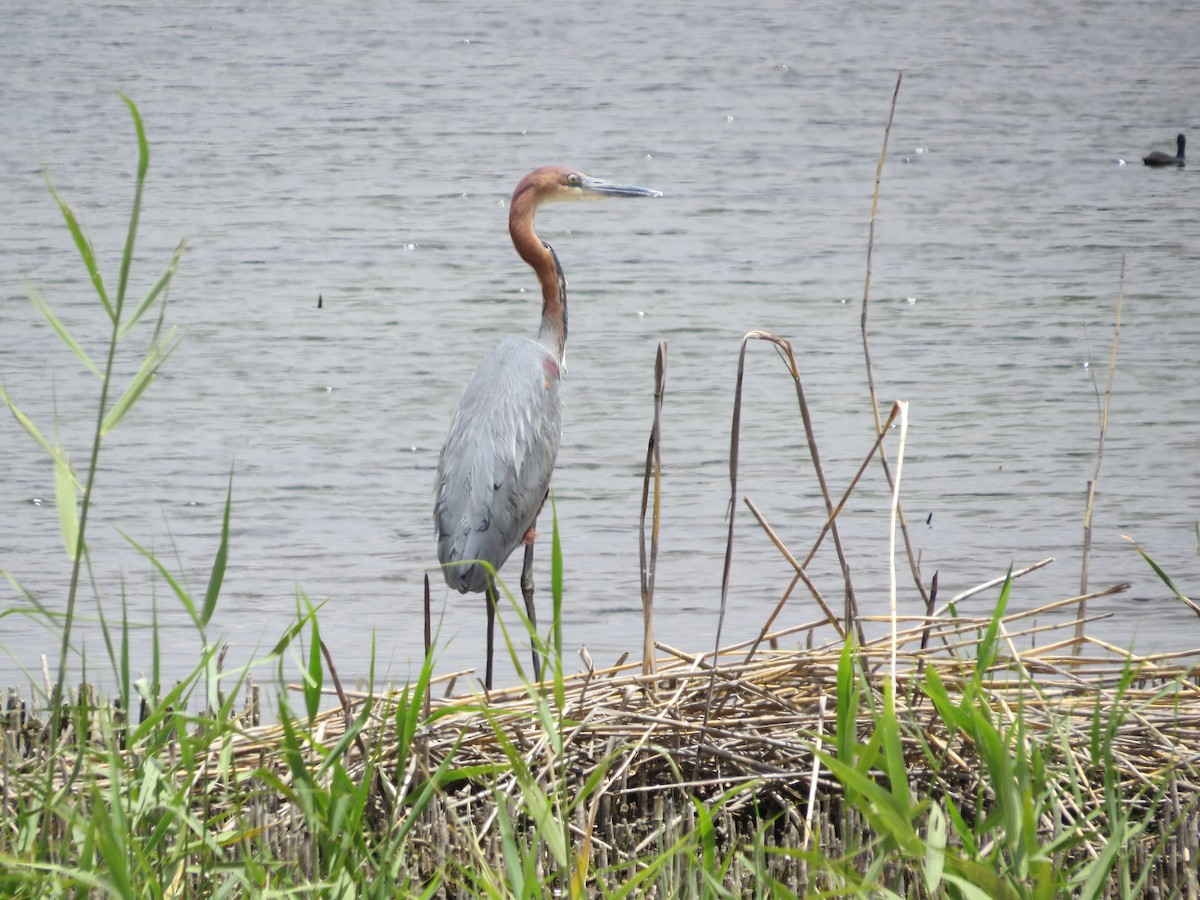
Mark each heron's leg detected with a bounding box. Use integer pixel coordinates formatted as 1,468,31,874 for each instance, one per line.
521,539,541,683
484,578,497,691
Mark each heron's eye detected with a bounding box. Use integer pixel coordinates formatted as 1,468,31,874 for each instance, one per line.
566,173,580,186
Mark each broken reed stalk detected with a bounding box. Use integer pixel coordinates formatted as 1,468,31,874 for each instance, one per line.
698,330,859,774
858,71,929,613
743,400,902,662
423,573,432,719
743,497,845,639
319,639,392,819
910,571,939,703
938,556,1053,613
723,332,864,668
638,340,667,676
802,692,826,852
780,337,861,634
860,71,901,434
1076,256,1125,653
887,400,909,694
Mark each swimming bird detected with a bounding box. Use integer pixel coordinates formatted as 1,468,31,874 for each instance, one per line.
1143,133,1185,167
434,166,661,689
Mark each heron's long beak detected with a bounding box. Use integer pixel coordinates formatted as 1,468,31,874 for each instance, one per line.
578,174,663,199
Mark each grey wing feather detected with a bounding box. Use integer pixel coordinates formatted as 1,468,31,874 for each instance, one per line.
434,336,562,593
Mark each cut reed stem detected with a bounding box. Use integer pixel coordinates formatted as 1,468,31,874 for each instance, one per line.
638,340,667,676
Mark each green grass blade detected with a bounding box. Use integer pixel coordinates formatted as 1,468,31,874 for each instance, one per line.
879,679,912,815
93,784,135,900
551,495,565,709
149,594,161,700
100,328,179,434
922,664,964,737
944,794,977,856
975,566,1012,681
923,803,947,892
834,635,862,806
266,600,326,658
482,707,568,867
119,589,131,711
967,699,1023,861
1,389,83,489
942,873,1002,900
314,700,373,782
201,471,233,628
23,276,101,377
816,748,918,852
304,595,323,723
941,853,1024,900
1076,829,1123,900
44,173,113,321
1125,535,1195,605
494,792,526,897
114,92,148,317
121,530,201,629
394,645,437,799
690,796,716,877
117,239,186,339
54,448,81,561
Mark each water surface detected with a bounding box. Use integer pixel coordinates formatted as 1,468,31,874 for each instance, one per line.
2,0,1197,692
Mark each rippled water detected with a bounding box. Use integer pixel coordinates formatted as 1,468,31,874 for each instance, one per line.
2,0,1197,692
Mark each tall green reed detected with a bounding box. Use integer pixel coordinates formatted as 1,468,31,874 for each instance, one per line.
1,95,188,866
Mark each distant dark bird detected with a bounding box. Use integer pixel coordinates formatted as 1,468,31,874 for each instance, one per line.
318,294,323,308
434,166,661,689
1143,133,1185,167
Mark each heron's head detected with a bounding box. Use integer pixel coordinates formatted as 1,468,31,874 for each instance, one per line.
511,165,662,211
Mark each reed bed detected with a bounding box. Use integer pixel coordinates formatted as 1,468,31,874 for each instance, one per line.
333,605,1200,887
5,585,1199,896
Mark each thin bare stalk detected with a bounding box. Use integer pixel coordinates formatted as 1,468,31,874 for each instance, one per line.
802,691,826,852
1076,256,1125,652
858,72,930,613
743,497,844,638
938,557,1055,613
318,638,384,819
423,573,432,719
861,72,902,429
888,400,910,695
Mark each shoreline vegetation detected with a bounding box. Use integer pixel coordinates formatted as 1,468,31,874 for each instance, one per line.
4,90,1199,897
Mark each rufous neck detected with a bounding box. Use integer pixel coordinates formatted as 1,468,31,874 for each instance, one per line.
509,194,567,360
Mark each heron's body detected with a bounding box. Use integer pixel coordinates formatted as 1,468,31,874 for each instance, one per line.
1143,133,1185,167
433,165,660,688
435,334,562,595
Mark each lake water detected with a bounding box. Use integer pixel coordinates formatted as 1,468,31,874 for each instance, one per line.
2,0,1197,694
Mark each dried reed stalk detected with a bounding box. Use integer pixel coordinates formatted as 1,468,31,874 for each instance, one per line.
743,399,902,662
1077,255,1125,651
702,330,857,773
858,71,929,612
